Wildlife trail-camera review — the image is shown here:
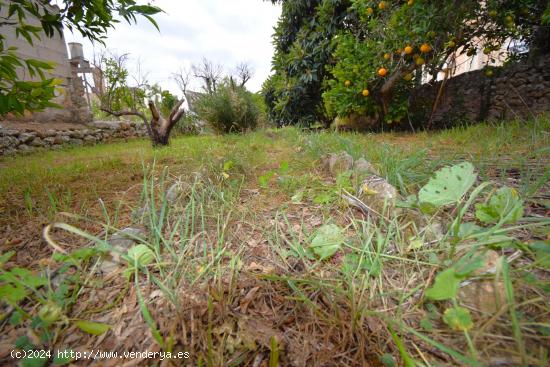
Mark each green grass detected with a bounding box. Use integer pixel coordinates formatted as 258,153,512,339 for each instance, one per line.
0,117,549,366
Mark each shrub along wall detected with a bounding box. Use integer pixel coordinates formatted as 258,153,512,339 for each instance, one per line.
0,121,147,156
409,55,550,128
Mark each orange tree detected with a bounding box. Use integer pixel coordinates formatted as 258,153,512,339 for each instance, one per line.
264,0,549,128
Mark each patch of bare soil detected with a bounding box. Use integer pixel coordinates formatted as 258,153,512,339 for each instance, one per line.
1,149,549,366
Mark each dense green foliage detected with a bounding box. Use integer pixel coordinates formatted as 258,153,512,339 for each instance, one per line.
196,81,259,133
264,0,549,128
0,0,161,117
263,0,350,127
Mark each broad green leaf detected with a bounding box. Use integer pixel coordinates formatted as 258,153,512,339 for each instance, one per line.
419,162,477,207
310,224,344,260
15,335,34,350
454,253,485,277
126,245,155,267
455,222,483,239
53,350,74,365
443,306,473,331
124,245,155,278
313,191,333,204
475,187,524,224
75,320,111,335
22,355,48,367
0,283,28,304
10,267,48,288
425,268,461,300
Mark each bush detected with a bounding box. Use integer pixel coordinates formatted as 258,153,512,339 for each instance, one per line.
173,113,203,135
249,92,270,128
196,82,259,133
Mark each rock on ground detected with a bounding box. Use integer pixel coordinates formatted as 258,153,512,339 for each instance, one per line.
99,227,146,274
458,250,506,314
322,151,354,176
353,157,379,178
357,175,399,214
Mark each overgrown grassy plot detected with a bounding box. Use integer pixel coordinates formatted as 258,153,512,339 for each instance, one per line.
0,118,549,366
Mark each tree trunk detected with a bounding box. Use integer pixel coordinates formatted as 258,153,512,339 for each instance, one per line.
101,99,185,147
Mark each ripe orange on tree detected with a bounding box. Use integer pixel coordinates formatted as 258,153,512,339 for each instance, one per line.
378,2,386,10
378,68,387,77
366,7,374,15
420,43,431,53
404,46,413,54
344,80,351,86
362,89,370,96
407,0,414,6
383,53,391,60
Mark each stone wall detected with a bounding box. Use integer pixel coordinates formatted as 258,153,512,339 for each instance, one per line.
0,122,147,156
410,55,550,128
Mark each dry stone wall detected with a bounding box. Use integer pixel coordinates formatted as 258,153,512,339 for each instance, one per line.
409,55,550,127
0,121,147,156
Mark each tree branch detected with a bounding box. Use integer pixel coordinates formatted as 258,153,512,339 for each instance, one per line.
169,99,185,122
100,107,153,139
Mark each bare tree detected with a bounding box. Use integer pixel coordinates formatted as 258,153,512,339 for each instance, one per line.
234,62,253,88
171,66,191,94
192,57,223,94
94,52,185,146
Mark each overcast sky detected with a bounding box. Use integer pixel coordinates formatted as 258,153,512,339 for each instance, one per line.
63,0,281,97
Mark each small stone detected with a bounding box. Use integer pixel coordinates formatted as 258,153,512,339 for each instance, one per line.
19,132,35,144
18,144,33,152
166,180,190,204
83,135,97,142
322,151,354,176
357,175,399,214
0,136,17,149
43,137,56,145
99,228,146,274
458,250,505,314
69,138,83,146
353,157,378,178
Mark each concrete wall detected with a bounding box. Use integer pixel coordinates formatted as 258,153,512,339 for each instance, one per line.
0,2,90,123
410,55,550,128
